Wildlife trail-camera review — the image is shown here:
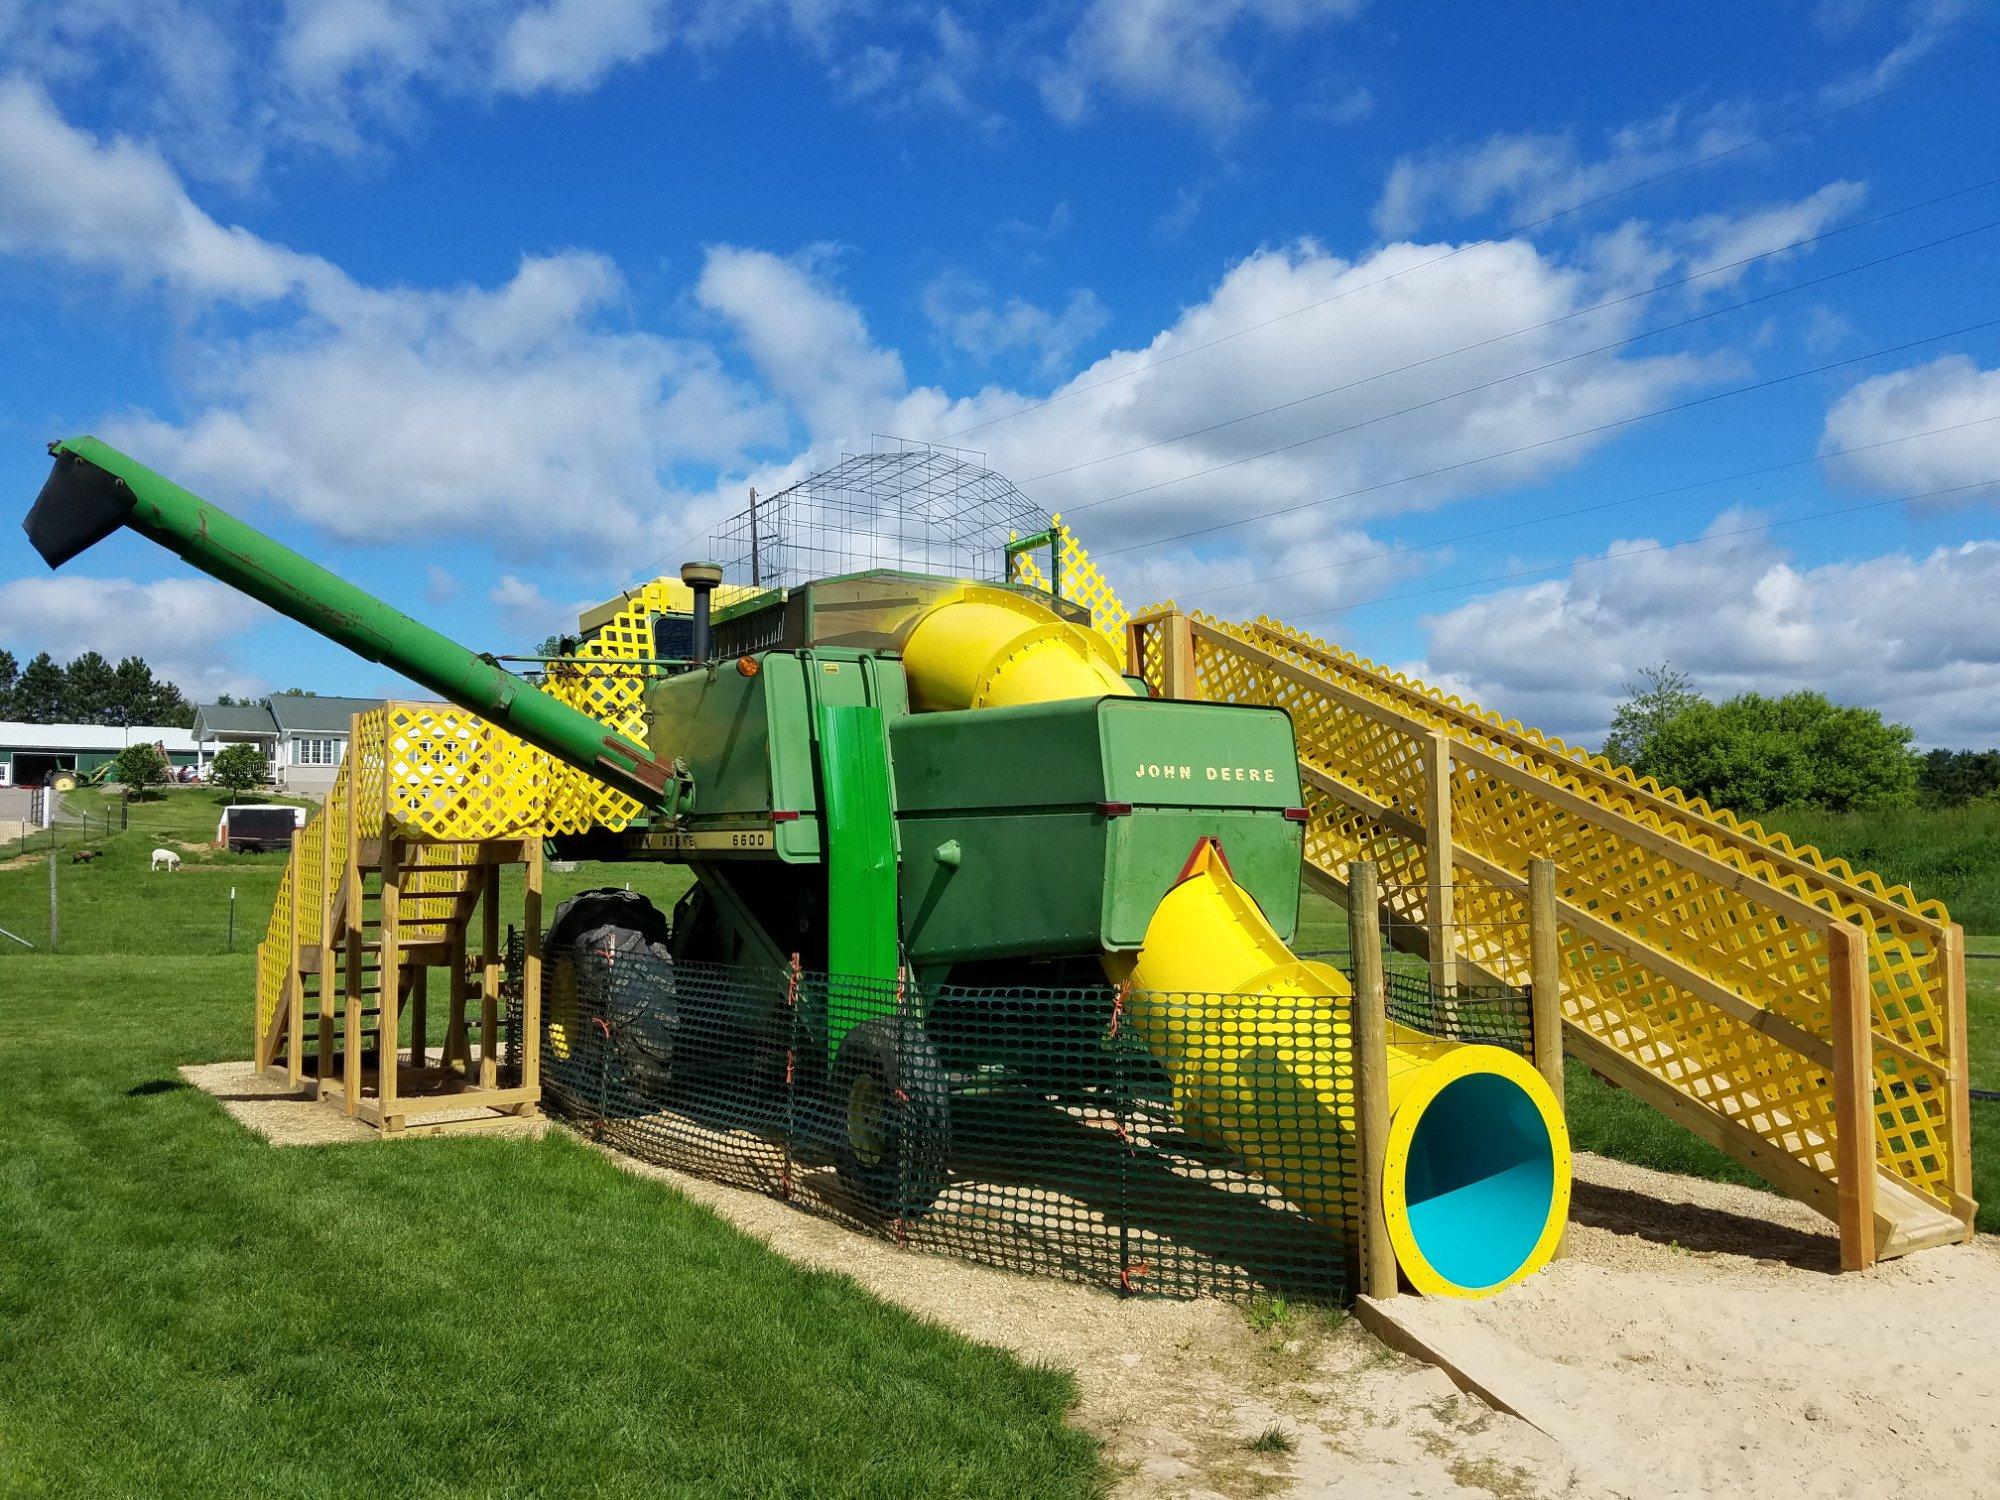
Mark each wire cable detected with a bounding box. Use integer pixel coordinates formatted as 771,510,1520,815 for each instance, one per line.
939,50,1994,442
1017,176,2000,488
1061,215,2000,515
1280,476,1997,625
1178,411,2000,603
1092,312,2000,560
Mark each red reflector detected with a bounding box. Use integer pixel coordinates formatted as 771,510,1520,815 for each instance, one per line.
770,810,800,823
1283,806,1310,823
1096,801,1133,817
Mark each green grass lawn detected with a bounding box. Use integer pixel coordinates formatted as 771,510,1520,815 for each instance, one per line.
0,800,1102,1498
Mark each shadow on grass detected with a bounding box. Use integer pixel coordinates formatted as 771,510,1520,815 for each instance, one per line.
126,1077,194,1097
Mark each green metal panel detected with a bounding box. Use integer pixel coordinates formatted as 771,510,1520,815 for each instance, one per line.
817,701,901,1049
893,697,1304,967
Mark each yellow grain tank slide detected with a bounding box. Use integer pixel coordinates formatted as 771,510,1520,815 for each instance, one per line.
902,583,1571,1297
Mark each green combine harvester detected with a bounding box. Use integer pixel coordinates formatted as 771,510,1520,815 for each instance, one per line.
25,435,1570,1299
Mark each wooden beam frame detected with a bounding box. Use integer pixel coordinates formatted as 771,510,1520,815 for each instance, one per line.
1348,860,1396,1300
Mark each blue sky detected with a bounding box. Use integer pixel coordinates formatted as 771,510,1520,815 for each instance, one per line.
0,0,1997,745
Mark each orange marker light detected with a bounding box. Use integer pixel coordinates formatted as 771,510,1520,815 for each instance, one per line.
736,655,760,678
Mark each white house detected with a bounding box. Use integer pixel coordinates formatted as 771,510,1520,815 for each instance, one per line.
191,696,380,797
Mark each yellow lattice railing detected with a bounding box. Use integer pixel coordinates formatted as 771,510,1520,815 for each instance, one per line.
1128,604,1972,1253
1009,517,1131,645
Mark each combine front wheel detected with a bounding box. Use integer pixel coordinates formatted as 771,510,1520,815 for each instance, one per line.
832,1016,952,1219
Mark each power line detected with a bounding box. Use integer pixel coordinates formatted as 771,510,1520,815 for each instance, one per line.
1277,477,1997,626
1093,313,2000,560
1061,215,2000,515
1019,176,2000,488
940,50,1993,443
1179,412,2000,603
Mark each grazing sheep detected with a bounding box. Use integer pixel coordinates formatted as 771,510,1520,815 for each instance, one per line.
150,848,182,873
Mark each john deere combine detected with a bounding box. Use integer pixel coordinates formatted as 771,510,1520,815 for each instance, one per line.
24,435,1569,1298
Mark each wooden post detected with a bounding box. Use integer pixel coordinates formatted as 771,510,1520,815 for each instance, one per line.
1160,611,1196,700
480,865,500,1090
342,746,363,1117
1527,858,1566,1257
378,838,402,1126
1943,923,1973,1219
445,914,470,1075
1828,921,1878,1272
1527,859,1564,1097
1348,859,1397,1300
317,782,337,1086
1420,731,1457,993
285,830,306,1088
520,842,543,1114
408,965,428,1074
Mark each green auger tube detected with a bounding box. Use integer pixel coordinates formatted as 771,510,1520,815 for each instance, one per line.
24,436,690,812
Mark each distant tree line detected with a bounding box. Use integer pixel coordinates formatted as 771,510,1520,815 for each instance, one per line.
1605,667,1999,814
0,648,195,729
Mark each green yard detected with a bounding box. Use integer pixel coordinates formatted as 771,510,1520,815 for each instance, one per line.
0,783,1991,1495
0,791,1101,1498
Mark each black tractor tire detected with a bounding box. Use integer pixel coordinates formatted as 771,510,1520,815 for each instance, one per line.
831,1015,952,1219
541,891,675,1117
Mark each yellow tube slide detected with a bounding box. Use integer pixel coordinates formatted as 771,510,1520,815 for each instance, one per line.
904,586,1570,1298
902,584,1132,710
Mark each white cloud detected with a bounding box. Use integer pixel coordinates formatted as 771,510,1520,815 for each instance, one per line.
424,565,460,603
921,271,1108,373
1673,181,1868,288
106,250,783,553
1820,0,1968,106
0,78,332,302
696,245,907,442
487,573,592,638
497,0,667,93
0,87,783,554
1373,100,1760,238
1038,0,1364,130
0,574,264,699
1418,520,2000,748
1821,355,2000,501
688,234,1715,620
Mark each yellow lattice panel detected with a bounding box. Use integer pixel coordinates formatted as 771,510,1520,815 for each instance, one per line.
1009,518,1131,648
1163,611,1965,1218
539,581,691,833
381,704,554,841
254,915,286,1036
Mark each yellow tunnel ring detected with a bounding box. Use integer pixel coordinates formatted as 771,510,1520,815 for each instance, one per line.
1381,1043,1571,1299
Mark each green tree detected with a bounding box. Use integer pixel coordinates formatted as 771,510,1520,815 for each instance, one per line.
108,656,194,729
111,742,169,798
0,648,17,719
209,742,267,795
12,652,67,722
1915,748,2000,808
1602,665,1701,768
1633,690,1917,813
63,651,117,723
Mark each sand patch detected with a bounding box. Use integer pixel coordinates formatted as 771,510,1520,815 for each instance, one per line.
180,1060,548,1144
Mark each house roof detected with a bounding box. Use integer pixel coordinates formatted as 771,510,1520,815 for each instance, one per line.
192,703,278,739
267,696,381,733
0,721,200,753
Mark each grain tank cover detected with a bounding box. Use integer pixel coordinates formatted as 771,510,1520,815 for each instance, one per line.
891,696,1304,966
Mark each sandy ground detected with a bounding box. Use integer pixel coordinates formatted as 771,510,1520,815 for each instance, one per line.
184,1062,2000,1497
1383,1154,2000,1499
180,1060,548,1143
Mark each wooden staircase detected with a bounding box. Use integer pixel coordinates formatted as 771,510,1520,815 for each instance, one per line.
255,708,544,1133
1128,606,1977,1270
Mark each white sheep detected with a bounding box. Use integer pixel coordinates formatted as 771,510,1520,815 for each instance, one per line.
150,848,182,873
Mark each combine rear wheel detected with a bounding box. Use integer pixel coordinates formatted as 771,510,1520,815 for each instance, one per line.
832,1016,952,1219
